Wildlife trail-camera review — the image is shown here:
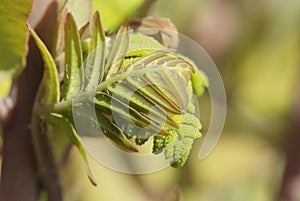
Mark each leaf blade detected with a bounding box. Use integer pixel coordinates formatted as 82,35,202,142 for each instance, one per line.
61,13,84,100
92,0,145,30
0,0,32,81
104,25,129,79
85,11,105,89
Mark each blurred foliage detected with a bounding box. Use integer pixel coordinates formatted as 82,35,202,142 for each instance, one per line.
0,0,32,79
0,79,12,98
63,0,91,28
0,0,32,97
92,0,145,30
225,0,300,139
1,0,299,200
74,0,300,201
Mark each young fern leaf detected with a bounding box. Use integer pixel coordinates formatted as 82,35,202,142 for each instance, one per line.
61,13,84,100
85,11,105,89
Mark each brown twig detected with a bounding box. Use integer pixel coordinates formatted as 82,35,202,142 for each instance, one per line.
278,79,300,201
0,39,42,201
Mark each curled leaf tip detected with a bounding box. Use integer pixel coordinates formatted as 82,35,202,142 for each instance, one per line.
86,162,98,186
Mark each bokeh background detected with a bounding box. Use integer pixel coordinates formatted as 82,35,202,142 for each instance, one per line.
1,0,300,200
66,0,300,200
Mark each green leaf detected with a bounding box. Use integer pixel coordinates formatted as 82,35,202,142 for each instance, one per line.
47,113,97,186
51,25,208,167
153,111,202,167
0,0,32,81
54,0,91,58
54,0,91,61
125,33,165,57
123,49,169,71
92,0,145,30
61,13,84,100
190,68,209,96
85,11,105,89
95,92,170,137
98,50,203,160
183,56,209,97
104,25,129,79
107,82,179,129
54,51,205,167
89,12,105,53
125,75,182,114
95,111,139,152
28,26,60,105
0,79,12,98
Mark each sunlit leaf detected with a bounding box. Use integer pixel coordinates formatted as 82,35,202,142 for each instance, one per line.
61,13,84,100
92,0,145,30
191,68,209,96
104,25,129,79
126,33,166,57
54,0,91,67
0,79,12,98
0,0,32,81
85,11,105,89
123,50,170,77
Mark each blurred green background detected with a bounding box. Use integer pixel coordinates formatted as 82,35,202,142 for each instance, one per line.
66,0,300,200
1,0,300,200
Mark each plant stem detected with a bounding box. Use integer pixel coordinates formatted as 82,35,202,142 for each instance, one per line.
0,39,42,201
31,114,62,201
278,79,300,201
